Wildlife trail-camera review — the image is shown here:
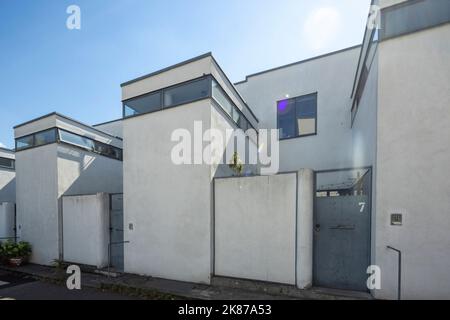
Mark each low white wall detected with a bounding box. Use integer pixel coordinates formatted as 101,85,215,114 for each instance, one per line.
0,202,15,239
62,194,109,268
214,170,314,287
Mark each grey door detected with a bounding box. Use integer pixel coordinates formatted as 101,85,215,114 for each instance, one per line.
110,194,124,271
314,195,371,292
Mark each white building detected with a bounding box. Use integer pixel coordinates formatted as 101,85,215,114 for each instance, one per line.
14,113,123,266
6,0,449,300
117,0,450,299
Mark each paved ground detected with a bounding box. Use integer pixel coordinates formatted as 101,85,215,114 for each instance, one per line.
0,264,372,300
0,271,138,300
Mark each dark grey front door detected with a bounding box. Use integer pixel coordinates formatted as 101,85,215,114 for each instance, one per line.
314,195,371,292
110,194,124,271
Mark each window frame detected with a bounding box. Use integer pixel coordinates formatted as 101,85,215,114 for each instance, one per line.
276,92,318,141
123,74,258,134
0,157,15,170
15,127,123,162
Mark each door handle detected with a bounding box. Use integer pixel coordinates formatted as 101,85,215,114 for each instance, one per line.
314,224,321,232
329,225,355,230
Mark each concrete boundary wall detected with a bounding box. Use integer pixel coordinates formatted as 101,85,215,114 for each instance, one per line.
214,169,314,288
62,193,110,268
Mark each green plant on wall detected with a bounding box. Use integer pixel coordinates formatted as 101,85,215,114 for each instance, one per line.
229,151,243,176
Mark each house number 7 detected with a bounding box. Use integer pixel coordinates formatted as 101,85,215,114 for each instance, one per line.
359,202,366,213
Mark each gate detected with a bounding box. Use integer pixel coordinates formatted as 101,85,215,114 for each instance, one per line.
314,168,371,292
109,193,124,271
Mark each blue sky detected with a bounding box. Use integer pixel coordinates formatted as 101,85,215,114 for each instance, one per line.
0,0,371,148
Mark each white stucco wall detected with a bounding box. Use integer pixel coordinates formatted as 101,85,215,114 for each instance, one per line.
94,120,123,139
0,169,15,204
214,173,298,285
62,194,109,268
57,145,123,197
15,114,123,266
0,149,15,203
123,100,213,284
375,24,450,300
0,202,15,239
236,47,360,172
16,144,59,265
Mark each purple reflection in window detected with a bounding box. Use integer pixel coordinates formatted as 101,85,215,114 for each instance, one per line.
278,100,288,112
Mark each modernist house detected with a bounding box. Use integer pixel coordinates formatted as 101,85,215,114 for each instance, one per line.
13,113,123,266
5,0,449,300
117,0,450,300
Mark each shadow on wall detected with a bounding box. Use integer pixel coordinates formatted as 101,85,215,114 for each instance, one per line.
0,177,16,203
56,147,123,197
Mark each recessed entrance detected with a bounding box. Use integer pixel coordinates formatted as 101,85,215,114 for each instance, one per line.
313,168,372,292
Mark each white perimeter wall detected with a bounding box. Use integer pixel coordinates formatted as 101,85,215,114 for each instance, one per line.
123,100,213,284
375,24,450,300
214,170,314,288
62,194,109,268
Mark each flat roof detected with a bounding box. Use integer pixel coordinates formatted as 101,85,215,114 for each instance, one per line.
0,147,14,154
120,52,259,123
120,52,212,87
93,118,122,127
234,44,362,85
14,112,123,141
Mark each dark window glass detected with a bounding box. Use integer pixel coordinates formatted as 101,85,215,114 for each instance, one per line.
35,128,57,146
277,99,296,139
124,91,162,117
278,93,317,139
16,135,34,150
59,130,95,150
0,157,14,169
212,79,233,116
93,141,122,161
164,78,209,107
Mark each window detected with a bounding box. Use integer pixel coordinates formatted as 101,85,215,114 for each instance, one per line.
59,130,95,150
277,93,317,139
15,128,122,161
34,128,57,147
212,79,233,117
0,157,14,170
123,75,258,133
59,129,122,161
16,135,34,150
124,91,161,117
164,78,210,107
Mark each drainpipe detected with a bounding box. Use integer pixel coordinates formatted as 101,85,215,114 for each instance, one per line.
387,246,402,300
